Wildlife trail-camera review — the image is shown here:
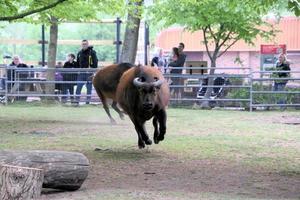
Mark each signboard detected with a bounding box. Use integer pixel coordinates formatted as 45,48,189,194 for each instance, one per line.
260,44,286,55
260,44,287,71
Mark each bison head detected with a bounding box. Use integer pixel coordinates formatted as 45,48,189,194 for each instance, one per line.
133,76,163,111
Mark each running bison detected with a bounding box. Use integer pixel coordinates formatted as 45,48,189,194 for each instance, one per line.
92,63,133,124
116,65,170,148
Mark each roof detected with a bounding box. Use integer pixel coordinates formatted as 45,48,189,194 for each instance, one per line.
155,17,300,52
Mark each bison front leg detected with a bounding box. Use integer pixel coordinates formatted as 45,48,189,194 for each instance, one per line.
152,117,159,144
134,123,152,147
156,109,167,143
131,118,152,149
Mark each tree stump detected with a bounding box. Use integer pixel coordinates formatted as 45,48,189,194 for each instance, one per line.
0,165,44,200
0,150,89,191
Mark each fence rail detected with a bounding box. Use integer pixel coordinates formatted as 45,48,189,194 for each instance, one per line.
0,66,299,110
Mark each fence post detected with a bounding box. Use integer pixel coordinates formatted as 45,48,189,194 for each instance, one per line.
41,24,46,66
115,17,122,64
144,22,149,65
249,67,253,112
5,66,8,105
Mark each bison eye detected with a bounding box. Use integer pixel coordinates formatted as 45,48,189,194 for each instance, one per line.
140,77,146,82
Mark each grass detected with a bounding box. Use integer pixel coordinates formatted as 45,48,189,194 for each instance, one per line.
1,104,299,170
0,104,299,199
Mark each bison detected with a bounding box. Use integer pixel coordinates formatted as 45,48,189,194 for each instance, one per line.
92,63,133,124
116,65,170,148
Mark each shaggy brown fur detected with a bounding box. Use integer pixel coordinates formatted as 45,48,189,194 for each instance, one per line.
117,65,170,148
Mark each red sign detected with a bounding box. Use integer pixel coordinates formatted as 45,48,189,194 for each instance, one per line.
260,44,286,54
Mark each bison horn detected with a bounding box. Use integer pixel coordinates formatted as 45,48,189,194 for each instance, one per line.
133,77,148,88
152,79,164,88
133,77,164,88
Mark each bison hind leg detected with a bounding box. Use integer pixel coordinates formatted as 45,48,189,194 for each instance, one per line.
94,87,117,124
112,101,125,120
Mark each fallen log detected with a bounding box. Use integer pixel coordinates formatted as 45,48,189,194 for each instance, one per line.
0,150,89,191
0,165,44,200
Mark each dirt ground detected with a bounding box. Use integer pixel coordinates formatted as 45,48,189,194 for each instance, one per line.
0,107,300,200
41,117,299,200
41,151,300,200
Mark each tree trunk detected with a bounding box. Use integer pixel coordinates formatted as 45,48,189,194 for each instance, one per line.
45,16,58,98
120,0,143,64
0,150,89,191
200,59,217,109
0,165,44,200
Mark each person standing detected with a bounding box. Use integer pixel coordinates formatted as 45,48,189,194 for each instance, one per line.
168,43,187,99
273,53,290,109
151,48,167,73
8,55,29,83
62,54,77,103
75,39,98,104
8,55,29,101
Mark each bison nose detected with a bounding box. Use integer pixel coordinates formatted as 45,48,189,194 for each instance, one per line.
143,103,153,110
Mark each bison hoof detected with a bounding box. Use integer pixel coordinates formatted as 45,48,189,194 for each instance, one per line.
120,114,125,120
138,143,145,149
157,134,164,141
110,119,117,125
145,139,152,145
154,137,159,144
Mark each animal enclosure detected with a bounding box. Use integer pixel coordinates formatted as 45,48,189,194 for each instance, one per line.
0,105,299,199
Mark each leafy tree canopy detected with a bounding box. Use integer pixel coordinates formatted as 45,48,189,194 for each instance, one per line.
0,0,67,21
149,0,283,61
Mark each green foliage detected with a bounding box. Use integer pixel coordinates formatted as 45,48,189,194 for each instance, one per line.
1,0,125,23
287,0,300,16
0,0,68,21
0,22,119,63
150,0,278,62
226,83,300,105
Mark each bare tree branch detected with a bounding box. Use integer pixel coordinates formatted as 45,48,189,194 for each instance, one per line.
218,30,233,48
217,38,239,58
202,27,213,61
208,25,217,41
0,0,68,21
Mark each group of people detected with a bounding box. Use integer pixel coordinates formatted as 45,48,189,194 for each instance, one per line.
151,42,187,98
3,39,98,104
55,39,98,104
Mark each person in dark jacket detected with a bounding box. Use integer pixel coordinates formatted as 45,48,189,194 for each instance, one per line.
168,43,186,74
7,55,29,83
168,43,187,99
62,54,78,102
7,55,29,101
75,39,98,104
273,53,290,108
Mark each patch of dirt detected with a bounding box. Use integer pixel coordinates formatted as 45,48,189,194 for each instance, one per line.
41,149,300,200
273,115,300,125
